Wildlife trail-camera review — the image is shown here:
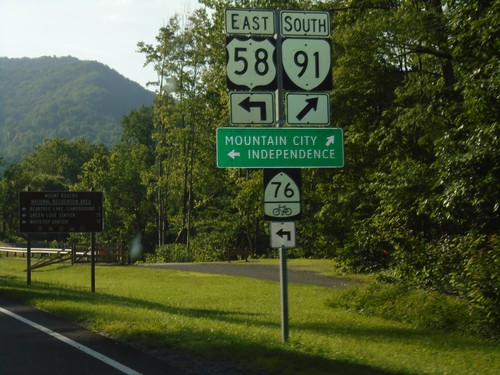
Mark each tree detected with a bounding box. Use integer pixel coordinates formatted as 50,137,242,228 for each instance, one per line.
138,10,214,250
18,138,105,190
76,145,155,247
76,108,157,248
121,105,155,165
0,138,104,240
316,0,498,333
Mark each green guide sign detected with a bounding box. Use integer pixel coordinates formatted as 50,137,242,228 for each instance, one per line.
216,127,344,168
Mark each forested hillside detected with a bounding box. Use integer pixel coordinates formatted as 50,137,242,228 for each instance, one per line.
0,0,498,337
0,56,155,160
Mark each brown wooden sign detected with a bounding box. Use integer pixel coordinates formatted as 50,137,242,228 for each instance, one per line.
19,191,103,233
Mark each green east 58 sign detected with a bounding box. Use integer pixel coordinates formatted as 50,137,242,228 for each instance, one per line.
217,127,344,168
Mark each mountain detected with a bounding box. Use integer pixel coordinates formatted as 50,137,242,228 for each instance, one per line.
0,56,155,161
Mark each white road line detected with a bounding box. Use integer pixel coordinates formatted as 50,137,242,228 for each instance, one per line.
0,306,142,375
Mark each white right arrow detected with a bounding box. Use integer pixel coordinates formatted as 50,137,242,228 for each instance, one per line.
325,136,335,146
228,150,241,159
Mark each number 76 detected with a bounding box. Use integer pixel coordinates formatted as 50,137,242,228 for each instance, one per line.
271,182,295,198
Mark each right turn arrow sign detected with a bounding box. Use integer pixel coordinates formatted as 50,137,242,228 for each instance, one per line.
286,93,330,125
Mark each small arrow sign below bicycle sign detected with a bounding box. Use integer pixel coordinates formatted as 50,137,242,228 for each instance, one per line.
286,93,330,126
230,92,275,125
271,221,296,248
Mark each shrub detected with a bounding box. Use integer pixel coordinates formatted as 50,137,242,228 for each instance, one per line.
331,282,476,334
154,243,193,263
390,233,499,338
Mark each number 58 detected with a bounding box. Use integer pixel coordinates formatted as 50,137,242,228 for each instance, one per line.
226,37,277,90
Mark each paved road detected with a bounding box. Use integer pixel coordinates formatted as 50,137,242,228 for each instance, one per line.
138,262,356,289
0,296,186,375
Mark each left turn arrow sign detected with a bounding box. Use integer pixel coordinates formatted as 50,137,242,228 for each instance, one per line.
230,92,275,125
271,222,296,248
239,96,267,121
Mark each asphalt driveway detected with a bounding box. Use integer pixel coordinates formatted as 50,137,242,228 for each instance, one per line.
138,262,357,289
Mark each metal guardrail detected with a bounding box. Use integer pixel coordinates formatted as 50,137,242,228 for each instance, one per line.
0,246,73,270
0,243,126,266
0,246,69,255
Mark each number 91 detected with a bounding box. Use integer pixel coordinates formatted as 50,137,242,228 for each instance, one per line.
294,50,320,78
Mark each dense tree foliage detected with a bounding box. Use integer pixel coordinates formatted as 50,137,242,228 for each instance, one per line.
0,138,105,238
0,0,497,335
0,56,155,161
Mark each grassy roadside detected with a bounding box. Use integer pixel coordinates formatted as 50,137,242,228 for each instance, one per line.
0,257,498,375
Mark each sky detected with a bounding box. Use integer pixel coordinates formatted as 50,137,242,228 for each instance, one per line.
0,0,202,89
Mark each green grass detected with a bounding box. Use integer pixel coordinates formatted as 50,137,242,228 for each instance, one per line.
0,257,498,375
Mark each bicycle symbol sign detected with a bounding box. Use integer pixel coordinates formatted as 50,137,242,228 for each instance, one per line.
272,204,293,216
264,170,301,221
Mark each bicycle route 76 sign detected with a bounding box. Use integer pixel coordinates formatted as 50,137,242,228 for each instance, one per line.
264,169,301,221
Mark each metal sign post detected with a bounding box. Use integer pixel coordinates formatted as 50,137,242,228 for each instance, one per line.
270,221,296,344
224,7,336,344
26,235,31,285
91,232,96,293
280,245,289,343
275,11,289,344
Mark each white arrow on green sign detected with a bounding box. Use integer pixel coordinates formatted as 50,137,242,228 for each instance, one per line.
216,127,344,168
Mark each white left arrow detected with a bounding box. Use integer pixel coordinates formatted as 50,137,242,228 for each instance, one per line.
325,135,335,146
228,150,241,159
